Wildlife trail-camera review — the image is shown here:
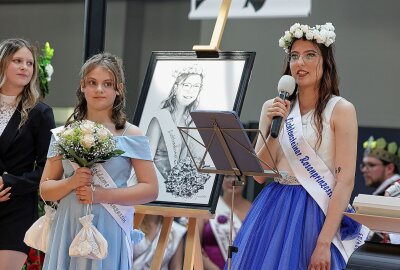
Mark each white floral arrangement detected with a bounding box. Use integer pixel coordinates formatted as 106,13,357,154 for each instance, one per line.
278,22,336,53
55,120,124,168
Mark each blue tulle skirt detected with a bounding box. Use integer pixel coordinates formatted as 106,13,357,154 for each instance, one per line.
226,182,346,270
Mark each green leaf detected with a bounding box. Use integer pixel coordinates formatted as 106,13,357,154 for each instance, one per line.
388,142,398,155
375,138,387,149
66,148,88,167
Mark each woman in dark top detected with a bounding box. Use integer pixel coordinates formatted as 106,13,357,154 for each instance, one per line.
0,38,55,270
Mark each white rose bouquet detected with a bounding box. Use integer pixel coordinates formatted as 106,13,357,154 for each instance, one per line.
55,120,124,168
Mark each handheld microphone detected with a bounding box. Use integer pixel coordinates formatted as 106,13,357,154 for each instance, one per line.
270,75,296,138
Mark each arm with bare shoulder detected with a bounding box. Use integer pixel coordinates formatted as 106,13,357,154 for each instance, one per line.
309,99,358,269
90,123,158,205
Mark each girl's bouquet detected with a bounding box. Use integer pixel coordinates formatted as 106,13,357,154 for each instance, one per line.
55,120,124,167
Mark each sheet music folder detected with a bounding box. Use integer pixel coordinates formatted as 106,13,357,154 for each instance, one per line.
190,110,279,178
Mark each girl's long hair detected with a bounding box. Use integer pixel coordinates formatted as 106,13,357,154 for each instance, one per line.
284,39,339,148
0,38,39,128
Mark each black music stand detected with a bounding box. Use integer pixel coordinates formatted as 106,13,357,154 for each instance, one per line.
178,110,282,270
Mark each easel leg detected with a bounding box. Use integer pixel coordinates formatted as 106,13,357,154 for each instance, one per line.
183,217,204,270
150,216,173,270
134,213,145,229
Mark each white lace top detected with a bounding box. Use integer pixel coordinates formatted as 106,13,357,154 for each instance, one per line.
0,93,17,136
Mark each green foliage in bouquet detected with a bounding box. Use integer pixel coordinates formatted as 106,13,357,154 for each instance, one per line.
55,120,124,168
38,42,54,98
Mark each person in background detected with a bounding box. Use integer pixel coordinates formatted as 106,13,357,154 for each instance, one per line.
361,136,400,196
132,214,186,270
0,38,55,270
199,175,251,270
40,52,158,270
361,136,400,243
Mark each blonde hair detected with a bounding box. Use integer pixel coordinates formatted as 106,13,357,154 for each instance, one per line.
0,38,39,128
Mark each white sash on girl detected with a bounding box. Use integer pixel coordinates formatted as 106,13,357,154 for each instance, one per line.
279,98,368,262
209,198,242,260
51,127,135,267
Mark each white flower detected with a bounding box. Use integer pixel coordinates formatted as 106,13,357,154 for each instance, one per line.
324,22,335,31
283,31,292,41
289,23,301,33
81,134,95,149
81,122,95,135
300,25,309,33
97,128,110,140
305,31,314,40
294,29,303,39
61,128,74,138
279,37,286,48
279,22,336,53
45,64,54,82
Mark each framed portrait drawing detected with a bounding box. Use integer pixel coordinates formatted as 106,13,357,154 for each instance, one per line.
133,51,256,212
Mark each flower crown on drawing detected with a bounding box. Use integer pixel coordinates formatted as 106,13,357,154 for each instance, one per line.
363,136,400,169
278,22,336,53
172,64,204,79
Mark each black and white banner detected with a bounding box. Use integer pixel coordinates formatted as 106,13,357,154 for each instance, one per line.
189,0,311,19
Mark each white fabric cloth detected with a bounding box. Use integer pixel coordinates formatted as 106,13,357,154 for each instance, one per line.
373,174,400,195
24,204,57,253
0,93,17,135
69,214,108,260
132,221,187,270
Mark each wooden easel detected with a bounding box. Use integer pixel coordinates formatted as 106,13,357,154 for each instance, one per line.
134,205,212,270
133,2,233,269
192,0,232,52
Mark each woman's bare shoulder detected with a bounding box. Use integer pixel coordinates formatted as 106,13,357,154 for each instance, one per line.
124,122,144,136
333,98,356,117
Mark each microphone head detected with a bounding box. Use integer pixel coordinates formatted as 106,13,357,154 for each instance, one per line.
277,75,296,95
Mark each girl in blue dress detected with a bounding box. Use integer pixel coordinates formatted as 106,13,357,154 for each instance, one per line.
40,52,158,270
228,22,366,270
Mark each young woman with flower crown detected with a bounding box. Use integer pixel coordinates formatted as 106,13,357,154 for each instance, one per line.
40,52,158,270
0,38,55,270
228,23,368,270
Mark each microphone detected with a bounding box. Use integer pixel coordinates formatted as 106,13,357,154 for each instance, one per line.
270,75,296,138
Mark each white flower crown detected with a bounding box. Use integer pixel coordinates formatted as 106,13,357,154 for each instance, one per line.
279,22,336,53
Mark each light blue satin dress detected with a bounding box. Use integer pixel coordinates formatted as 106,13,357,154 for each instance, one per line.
43,135,152,270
